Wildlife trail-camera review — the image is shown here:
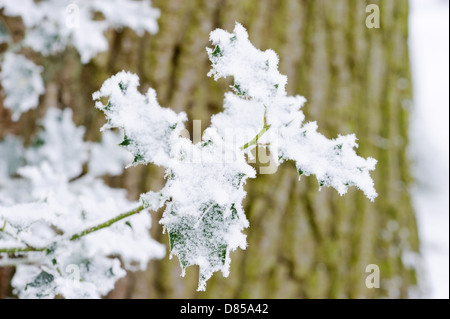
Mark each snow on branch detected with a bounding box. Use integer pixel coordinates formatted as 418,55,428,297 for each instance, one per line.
0,108,163,298
93,71,188,167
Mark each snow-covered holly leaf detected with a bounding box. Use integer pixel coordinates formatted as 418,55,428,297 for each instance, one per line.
0,53,45,121
165,203,241,291
26,108,88,180
12,254,127,299
207,23,377,201
92,0,160,36
157,129,255,291
93,71,187,167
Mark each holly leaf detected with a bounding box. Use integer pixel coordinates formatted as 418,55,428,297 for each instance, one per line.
165,202,245,291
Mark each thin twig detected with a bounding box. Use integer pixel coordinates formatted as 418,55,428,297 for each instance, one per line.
240,112,271,151
0,205,146,254
240,124,271,151
70,205,145,241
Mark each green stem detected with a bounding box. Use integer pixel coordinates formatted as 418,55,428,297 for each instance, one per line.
240,124,271,151
70,205,145,240
0,205,145,254
0,246,46,254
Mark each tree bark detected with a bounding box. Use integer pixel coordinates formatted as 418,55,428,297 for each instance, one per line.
0,0,419,299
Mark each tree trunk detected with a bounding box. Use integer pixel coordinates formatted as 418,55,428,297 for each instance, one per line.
0,0,419,299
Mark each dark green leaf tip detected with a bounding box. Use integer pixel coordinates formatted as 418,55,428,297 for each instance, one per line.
201,140,213,147
104,101,112,111
233,83,246,96
119,135,131,146
133,153,145,164
26,271,54,289
212,45,223,57
125,221,133,229
118,81,127,93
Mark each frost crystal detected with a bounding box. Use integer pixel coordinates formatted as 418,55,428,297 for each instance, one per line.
158,129,255,290
93,71,187,167
26,108,88,179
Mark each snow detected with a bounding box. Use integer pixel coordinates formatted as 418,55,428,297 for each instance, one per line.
0,135,25,178
0,53,45,121
0,0,160,121
96,23,377,291
409,0,450,299
211,93,265,149
208,23,288,101
93,71,188,168
0,108,165,299
88,130,133,177
158,128,255,291
92,0,160,36
25,108,88,180
207,23,378,200
0,0,42,27
94,70,255,291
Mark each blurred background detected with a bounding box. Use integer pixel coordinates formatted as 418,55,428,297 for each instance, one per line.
0,0,448,298
409,0,449,299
